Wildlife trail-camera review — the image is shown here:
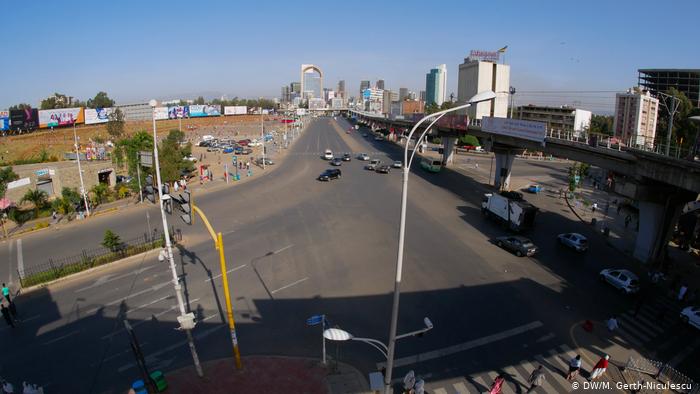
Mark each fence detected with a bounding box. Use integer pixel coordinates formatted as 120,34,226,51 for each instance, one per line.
624,356,699,393
17,230,180,288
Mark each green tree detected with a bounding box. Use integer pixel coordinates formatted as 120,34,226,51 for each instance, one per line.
101,230,122,252
459,135,480,147
8,103,32,111
588,115,614,135
440,101,456,111
194,96,206,105
87,91,115,108
158,129,193,183
40,93,73,109
91,183,110,205
657,88,700,151
61,187,82,206
425,102,439,114
114,131,153,188
20,189,48,218
0,167,19,199
106,108,125,139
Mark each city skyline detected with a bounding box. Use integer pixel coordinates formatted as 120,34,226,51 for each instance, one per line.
1,0,700,113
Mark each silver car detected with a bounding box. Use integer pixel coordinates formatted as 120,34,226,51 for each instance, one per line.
599,269,640,294
357,153,370,161
557,233,588,252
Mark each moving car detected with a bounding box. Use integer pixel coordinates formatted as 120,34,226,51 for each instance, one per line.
324,149,333,160
392,161,402,168
376,165,391,174
365,159,381,170
358,153,370,161
256,157,274,166
330,158,343,166
557,233,588,252
342,153,351,161
599,269,640,294
495,235,538,257
526,184,543,193
680,306,700,330
318,169,341,181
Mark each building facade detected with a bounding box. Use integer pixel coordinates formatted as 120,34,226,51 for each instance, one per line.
376,79,385,90
399,87,408,102
638,69,700,108
515,105,592,136
301,64,323,99
382,90,392,114
360,80,370,97
401,100,425,115
425,64,447,106
458,59,509,119
337,80,346,99
613,88,659,148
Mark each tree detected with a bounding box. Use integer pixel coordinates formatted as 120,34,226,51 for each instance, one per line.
588,115,614,135
459,135,480,147
40,93,73,109
425,102,439,114
20,189,48,218
61,187,82,206
87,91,115,109
194,96,206,105
0,167,19,199
91,183,110,205
101,230,122,252
657,88,699,151
440,101,456,111
8,103,32,111
106,108,125,139
158,129,192,183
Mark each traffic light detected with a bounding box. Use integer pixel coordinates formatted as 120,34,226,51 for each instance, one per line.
144,175,155,203
178,190,192,225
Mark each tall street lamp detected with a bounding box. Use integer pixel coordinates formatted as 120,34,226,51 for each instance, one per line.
384,90,496,393
689,116,700,160
149,100,204,377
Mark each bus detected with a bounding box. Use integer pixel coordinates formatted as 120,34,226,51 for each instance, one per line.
420,158,442,173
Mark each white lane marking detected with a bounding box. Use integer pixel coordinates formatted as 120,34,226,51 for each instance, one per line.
377,321,544,369
521,358,559,394
273,244,294,254
127,295,172,314
101,298,201,339
535,332,556,343
8,240,14,285
17,239,24,279
42,329,80,346
433,388,448,394
452,382,471,394
205,264,247,282
201,313,219,322
83,281,171,316
75,265,159,293
270,277,308,294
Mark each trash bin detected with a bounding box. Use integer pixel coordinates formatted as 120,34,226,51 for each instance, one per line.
131,380,147,394
150,370,168,392
591,218,597,226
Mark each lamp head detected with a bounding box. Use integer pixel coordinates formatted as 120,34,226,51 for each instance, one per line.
468,90,497,104
149,99,158,108
323,328,353,341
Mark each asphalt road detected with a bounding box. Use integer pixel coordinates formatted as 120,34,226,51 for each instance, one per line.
1,117,696,393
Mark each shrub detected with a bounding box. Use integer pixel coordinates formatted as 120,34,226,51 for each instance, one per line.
101,230,122,252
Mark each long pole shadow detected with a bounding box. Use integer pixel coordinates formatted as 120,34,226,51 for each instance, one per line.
175,244,226,323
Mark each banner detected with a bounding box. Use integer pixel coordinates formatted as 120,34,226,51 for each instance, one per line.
38,107,84,128
189,104,221,117
10,108,39,131
0,111,8,131
84,108,115,124
224,106,247,115
481,117,546,143
154,107,168,120
168,106,189,119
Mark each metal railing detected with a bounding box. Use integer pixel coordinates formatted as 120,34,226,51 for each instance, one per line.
624,356,699,394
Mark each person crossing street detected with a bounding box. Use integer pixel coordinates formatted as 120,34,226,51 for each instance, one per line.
526,365,545,393
1,304,15,328
2,284,10,304
589,355,609,381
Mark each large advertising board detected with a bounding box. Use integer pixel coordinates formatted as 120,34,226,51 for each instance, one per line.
154,107,169,120
0,111,9,131
38,107,84,128
168,106,189,119
481,117,547,143
468,49,500,62
84,108,115,124
223,106,247,115
189,105,221,117
10,108,39,131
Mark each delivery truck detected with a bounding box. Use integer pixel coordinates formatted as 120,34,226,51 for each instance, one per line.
481,193,537,232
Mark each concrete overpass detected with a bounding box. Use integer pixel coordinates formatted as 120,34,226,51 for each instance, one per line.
347,109,700,265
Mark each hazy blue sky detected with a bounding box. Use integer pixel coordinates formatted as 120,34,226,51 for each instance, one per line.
2,0,699,113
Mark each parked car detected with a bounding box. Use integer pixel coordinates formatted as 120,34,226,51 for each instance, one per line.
256,157,274,166
222,147,234,154
237,148,253,155
365,160,381,170
374,135,384,141
557,233,588,252
495,235,538,257
680,306,700,330
237,139,250,146
330,158,343,166
184,155,198,162
392,161,402,168
324,149,333,160
206,146,219,152
599,269,640,294
116,175,133,184
248,141,262,147
342,153,351,161
318,169,341,181
376,165,391,174
358,153,370,161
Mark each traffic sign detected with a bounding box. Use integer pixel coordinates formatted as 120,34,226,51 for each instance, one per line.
306,315,324,326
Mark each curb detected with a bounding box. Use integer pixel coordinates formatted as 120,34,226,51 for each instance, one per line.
564,193,588,224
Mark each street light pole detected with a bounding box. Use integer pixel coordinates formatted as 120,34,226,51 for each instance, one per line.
73,122,90,217
384,91,496,394
261,109,266,170
149,100,204,377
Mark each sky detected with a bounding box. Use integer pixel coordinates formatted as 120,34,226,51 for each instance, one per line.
1,0,699,114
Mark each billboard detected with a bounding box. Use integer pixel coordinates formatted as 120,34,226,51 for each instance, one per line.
84,108,115,124
10,108,39,131
223,106,247,115
154,107,169,120
468,49,500,62
481,117,547,143
189,105,221,117
38,107,84,128
0,111,8,131
168,106,189,119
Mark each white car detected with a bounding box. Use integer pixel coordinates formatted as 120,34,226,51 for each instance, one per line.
557,233,588,252
324,149,333,160
248,141,262,147
357,153,370,161
392,161,402,168
184,155,197,163
599,269,640,294
680,306,700,330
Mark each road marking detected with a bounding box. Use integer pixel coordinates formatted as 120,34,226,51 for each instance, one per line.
452,382,470,394
101,342,149,363
668,337,700,367
8,240,14,285
101,298,201,340
377,321,544,369
17,239,24,279
536,332,556,343
270,277,308,294
127,295,172,314
42,329,80,346
75,265,159,293
83,281,171,316
204,264,247,282
273,244,294,254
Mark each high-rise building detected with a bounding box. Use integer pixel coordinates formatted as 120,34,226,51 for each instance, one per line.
515,105,591,136
360,80,371,96
399,88,408,102
337,80,346,99
363,88,383,113
638,69,700,108
390,91,399,102
613,87,659,148
290,82,301,94
425,64,447,106
419,91,426,101
402,100,425,115
281,86,291,103
382,90,392,114
301,64,323,99
376,79,385,90
458,58,509,119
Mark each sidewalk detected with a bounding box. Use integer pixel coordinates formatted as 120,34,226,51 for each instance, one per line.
152,356,370,394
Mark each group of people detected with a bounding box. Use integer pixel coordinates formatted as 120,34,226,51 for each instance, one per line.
1,379,44,394
0,283,19,328
488,354,610,394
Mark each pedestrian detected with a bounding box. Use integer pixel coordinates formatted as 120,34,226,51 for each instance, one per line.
1,283,10,303
52,210,57,220
604,202,610,214
678,284,688,302
588,355,609,381
1,304,14,328
606,316,619,331
8,301,18,321
526,365,545,393
592,202,597,214
2,378,14,394
566,355,582,381
489,375,505,394
617,204,622,215
625,215,631,228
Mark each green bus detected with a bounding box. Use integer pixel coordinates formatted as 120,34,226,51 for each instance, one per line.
420,158,442,173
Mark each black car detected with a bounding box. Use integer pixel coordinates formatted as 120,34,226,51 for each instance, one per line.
376,165,391,174
500,191,524,201
318,169,341,181
330,158,343,166
494,235,538,257
342,153,351,161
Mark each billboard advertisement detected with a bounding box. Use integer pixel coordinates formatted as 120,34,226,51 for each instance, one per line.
84,108,115,124
481,117,546,143
0,111,9,131
154,107,169,120
168,106,189,119
223,106,247,115
189,105,221,117
38,107,84,128
10,108,39,131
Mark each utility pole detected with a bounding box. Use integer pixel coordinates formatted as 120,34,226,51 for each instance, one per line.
509,86,516,119
261,109,266,170
658,92,681,156
73,122,90,217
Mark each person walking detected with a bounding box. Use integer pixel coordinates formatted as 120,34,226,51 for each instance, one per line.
526,365,546,393
566,355,582,381
624,215,631,228
606,316,619,331
8,301,18,321
1,378,14,394
1,283,10,303
1,304,14,328
489,375,505,394
678,284,688,302
589,355,609,381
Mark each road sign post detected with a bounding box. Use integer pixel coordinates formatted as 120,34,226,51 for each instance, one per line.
306,314,326,364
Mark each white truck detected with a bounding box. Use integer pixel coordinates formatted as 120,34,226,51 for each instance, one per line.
481,193,537,232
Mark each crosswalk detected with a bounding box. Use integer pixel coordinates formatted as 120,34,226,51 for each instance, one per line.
610,294,678,348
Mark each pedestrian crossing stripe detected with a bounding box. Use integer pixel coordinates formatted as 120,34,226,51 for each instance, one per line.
617,314,655,339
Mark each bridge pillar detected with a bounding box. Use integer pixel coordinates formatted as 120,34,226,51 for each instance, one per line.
442,138,457,166
493,151,515,191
